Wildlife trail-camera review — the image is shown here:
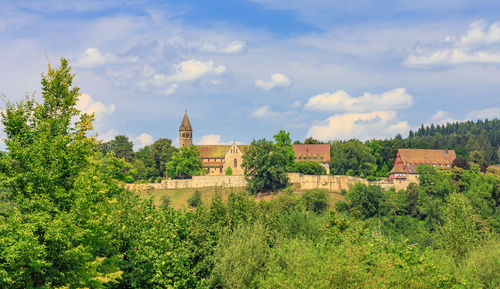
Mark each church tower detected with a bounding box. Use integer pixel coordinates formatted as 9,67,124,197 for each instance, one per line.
179,110,193,148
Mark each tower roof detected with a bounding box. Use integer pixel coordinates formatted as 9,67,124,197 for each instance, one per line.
179,110,192,130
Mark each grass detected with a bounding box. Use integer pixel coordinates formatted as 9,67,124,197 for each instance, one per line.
134,184,345,210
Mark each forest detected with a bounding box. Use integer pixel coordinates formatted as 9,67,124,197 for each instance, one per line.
0,59,499,288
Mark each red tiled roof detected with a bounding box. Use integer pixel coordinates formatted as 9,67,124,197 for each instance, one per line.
398,149,456,166
292,144,330,162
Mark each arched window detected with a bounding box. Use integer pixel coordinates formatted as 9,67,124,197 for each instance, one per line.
234,159,237,168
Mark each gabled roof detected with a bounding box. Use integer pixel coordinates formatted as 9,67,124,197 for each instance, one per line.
292,144,330,162
196,145,231,158
398,149,456,166
179,111,192,130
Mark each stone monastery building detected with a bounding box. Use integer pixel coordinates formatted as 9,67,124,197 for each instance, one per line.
179,111,330,176
389,148,456,182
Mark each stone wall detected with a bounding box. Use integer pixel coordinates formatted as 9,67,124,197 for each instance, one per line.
125,175,246,191
126,173,415,192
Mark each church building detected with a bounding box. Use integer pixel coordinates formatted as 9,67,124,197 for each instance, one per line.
179,111,330,176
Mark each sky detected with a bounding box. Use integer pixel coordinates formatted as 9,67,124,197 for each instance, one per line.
1,0,500,150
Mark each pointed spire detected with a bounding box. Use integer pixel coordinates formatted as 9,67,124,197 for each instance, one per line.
179,110,192,130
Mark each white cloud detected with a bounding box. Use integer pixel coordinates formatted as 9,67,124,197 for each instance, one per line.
165,83,178,95
200,40,246,54
76,93,115,120
167,59,226,82
255,73,292,90
75,47,138,68
98,129,118,142
306,111,409,141
304,88,413,112
427,110,459,125
291,100,302,108
133,133,154,150
199,134,222,145
251,105,278,118
405,20,500,67
466,107,500,120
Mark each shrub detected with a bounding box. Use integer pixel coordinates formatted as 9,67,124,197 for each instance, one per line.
291,161,327,175
160,195,171,209
188,190,203,208
225,167,232,175
302,189,329,214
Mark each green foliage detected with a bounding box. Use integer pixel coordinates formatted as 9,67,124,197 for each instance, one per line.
165,145,205,179
330,140,377,177
439,193,481,263
241,138,290,194
302,189,329,214
225,166,232,175
345,183,385,219
273,130,295,170
0,59,125,288
455,237,500,288
188,190,203,208
210,222,271,288
291,161,327,175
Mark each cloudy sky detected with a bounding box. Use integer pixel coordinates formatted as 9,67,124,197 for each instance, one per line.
1,0,499,149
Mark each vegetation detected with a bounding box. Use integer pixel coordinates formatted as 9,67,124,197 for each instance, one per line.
165,145,205,179
241,138,290,194
0,59,498,288
291,161,327,175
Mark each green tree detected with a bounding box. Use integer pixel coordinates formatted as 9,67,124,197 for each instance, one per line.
0,59,124,288
100,135,134,163
273,130,295,170
345,183,385,219
225,167,233,175
165,146,205,179
439,193,480,263
150,138,177,177
330,140,377,177
242,139,290,194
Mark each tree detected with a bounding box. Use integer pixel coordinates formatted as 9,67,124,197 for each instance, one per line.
225,167,233,175
304,137,322,144
134,145,157,180
273,130,295,170
452,158,470,170
150,138,177,177
330,140,377,177
100,135,134,163
439,193,480,263
345,183,385,219
291,161,327,175
0,59,124,288
241,139,290,194
470,150,485,164
112,135,134,162
165,146,205,179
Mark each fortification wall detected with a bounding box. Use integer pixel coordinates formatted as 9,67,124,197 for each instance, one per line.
125,174,414,192
125,175,246,191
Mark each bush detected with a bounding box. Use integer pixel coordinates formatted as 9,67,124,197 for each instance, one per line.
302,189,329,214
225,167,233,175
346,183,385,219
291,161,327,175
188,190,203,208
160,195,171,209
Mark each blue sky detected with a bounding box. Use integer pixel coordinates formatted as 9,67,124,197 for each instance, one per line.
1,0,499,149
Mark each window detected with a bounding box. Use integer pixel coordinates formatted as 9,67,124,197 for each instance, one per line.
234,159,238,168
